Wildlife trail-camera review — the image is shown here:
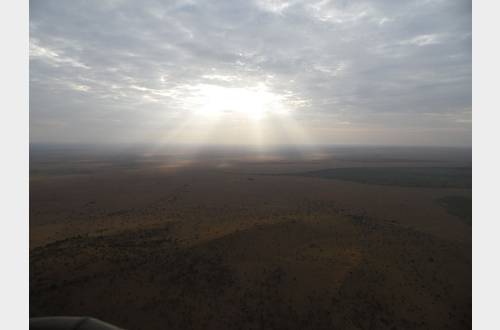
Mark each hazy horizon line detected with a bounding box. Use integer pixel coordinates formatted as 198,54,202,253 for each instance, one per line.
29,142,472,152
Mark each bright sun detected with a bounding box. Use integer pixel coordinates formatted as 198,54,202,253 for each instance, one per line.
191,83,287,120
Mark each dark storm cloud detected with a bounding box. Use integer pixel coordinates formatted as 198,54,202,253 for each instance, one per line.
30,0,471,145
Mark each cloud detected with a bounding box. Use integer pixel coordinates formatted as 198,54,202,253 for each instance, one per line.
30,39,90,69
29,0,471,146
401,34,442,46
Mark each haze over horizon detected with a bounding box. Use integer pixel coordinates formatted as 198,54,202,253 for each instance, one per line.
30,0,471,148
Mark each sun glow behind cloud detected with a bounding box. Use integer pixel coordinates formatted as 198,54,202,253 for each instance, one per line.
190,83,289,120
153,79,315,152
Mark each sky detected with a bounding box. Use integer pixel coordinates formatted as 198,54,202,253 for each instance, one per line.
29,0,471,147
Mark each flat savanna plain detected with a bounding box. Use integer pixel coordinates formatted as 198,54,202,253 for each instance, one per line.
29,146,472,330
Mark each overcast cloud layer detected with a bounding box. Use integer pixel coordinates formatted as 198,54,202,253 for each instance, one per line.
30,0,471,146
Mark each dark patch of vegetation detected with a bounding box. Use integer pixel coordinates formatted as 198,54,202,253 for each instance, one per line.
437,195,472,225
29,225,236,329
30,159,145,177
298,167,471,188
29,167,94,176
